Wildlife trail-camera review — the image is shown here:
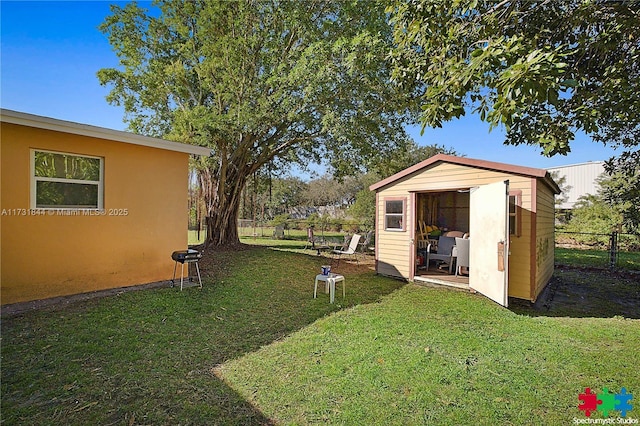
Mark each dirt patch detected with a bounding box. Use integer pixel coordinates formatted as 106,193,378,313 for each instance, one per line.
516,265,640,319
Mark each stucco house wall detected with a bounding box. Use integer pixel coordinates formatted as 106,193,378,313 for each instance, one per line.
1,110,210,304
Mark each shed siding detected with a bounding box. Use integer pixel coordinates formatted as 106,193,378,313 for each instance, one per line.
376,192,412,278
375,162,535,298
534,182,556,300
1,123,189,304
508,205,533,299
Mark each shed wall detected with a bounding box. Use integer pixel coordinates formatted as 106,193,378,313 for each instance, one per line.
534,180,556,300
1,122,189,304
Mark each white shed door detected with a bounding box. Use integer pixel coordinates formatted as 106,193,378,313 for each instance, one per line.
469,180,510,307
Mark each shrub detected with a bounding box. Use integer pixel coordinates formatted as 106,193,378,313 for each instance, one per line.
270,214,290,229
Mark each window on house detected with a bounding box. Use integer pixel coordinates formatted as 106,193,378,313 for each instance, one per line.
32,150,103,209
508,193,521,236
384,199,405,231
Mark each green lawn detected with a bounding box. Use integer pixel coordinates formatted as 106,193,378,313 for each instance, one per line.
555,247,640,270
218,285,639,424
1,243,401,425
2,240,638,425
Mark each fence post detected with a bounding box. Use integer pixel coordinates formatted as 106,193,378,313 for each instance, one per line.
609,231,618,270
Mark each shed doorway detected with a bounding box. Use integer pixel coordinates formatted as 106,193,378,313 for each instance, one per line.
414,190,471,289
412,181,511,307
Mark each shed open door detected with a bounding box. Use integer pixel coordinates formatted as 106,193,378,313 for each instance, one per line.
469,180,509,307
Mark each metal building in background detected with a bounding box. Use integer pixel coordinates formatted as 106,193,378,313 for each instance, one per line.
547,161,606,210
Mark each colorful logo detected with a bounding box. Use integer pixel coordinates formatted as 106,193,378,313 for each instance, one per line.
578,387,633,417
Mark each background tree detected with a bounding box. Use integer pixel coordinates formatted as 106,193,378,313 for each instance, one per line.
388,0,639,229
598,164,640,234
347,173,380,230
350,143,458,229
370,140,458,177
265,176,307,218
99,0,418,246
549,170,572,207
303,175,361,208
563,194,623,248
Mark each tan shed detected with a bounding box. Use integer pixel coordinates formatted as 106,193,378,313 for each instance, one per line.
369,154,561,306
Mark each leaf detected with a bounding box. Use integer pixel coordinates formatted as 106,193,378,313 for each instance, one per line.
560,79,578,88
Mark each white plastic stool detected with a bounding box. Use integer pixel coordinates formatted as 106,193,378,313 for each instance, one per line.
314,273,345,304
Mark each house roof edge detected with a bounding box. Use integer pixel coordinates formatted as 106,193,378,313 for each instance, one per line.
1,109,212,156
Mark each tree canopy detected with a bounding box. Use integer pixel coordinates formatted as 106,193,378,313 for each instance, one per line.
598,161,640,233
98,0,418,246
370,141,458,178
388,0,639,230
388,0,639,157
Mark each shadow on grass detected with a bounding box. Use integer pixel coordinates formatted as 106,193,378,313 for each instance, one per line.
1,243,404,425
510,265,640,319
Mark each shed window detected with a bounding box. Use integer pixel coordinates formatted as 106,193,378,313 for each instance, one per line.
32,150,104,209
508,192,521,236
384,199,405,231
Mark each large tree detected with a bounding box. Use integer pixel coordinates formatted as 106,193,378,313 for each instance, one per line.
98,0,417,246
598,161,640,233
388,0,639,228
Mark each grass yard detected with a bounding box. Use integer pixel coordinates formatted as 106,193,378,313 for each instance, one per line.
0,243,401,425
218,286,639,425
555,247,640,270
2,239,639,425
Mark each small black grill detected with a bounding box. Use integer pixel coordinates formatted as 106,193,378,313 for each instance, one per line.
171,249,202,263
171,249,202,290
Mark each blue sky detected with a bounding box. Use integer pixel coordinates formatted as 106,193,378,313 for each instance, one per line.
1,1,619,176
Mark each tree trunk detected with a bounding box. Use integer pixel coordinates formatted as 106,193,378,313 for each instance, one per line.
204,161,247,248
205,181,243,247
206,205,240,247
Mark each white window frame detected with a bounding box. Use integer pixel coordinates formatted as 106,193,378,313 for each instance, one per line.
508,191,522,237
30,149,104,210
384,198,406,231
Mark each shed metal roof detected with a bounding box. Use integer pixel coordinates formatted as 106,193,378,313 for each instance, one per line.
369,154,561,194
1,109,212,156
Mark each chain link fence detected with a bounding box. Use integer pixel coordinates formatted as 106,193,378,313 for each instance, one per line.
189,218,372,243
192,218,639,272
555,230,639,271
237,218,372,238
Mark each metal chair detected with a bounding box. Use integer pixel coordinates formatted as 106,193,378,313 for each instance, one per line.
304,227,330,255
359,230,374,253
332,234,361,265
